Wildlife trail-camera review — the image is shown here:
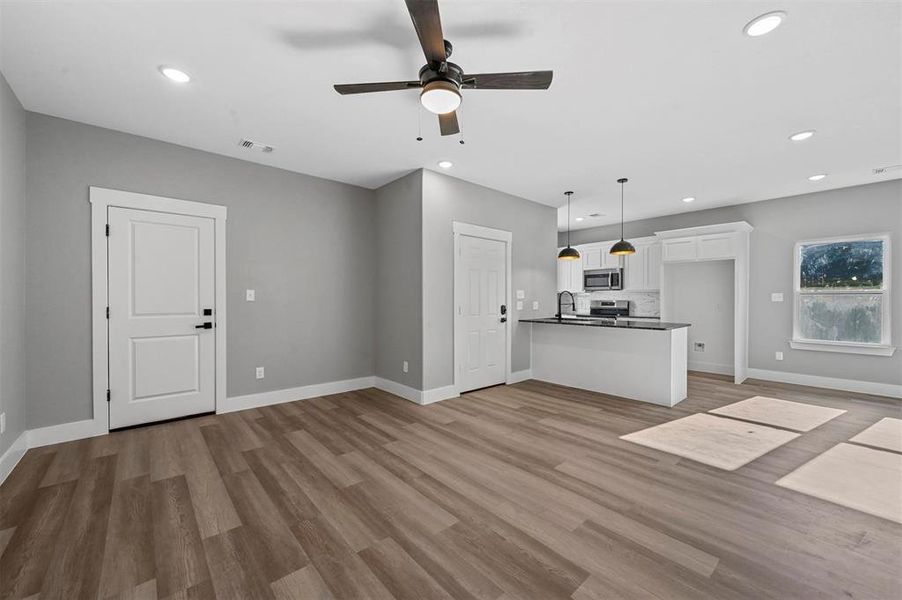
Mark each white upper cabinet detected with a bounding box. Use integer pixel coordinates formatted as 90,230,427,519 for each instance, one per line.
601,244,623,269
645,243,662,290
622,238,662,291
582,245,603,269
697,232,738,260
657,222,753,264
661,236,698,262
581,242,623,270
557,250,584,292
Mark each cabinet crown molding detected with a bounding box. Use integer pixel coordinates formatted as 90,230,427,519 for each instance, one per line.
654,221,753,239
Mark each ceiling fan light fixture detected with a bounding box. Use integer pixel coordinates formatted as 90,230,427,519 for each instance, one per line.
420,80,461,115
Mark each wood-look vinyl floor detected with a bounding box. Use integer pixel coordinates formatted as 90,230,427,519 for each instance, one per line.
1,373,900,599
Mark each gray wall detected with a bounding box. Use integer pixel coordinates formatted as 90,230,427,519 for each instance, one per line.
25,113,376,429
422,170,558,390
562,181,902,386
374,170,423,389
0,72,27,454
669,261,735,374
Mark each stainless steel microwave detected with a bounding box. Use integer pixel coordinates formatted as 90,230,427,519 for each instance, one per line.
584,268,622,291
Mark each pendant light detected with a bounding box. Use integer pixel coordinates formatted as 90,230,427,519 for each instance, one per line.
609,178,636,255
558,191,581,260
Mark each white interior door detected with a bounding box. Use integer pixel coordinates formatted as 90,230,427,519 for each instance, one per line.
457,234,507,393
108,207,216,428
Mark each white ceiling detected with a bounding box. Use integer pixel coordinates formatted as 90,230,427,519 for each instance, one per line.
2,1,900,230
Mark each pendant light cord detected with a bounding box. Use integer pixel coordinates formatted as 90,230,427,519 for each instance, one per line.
620,181,624,240
565,191,574,247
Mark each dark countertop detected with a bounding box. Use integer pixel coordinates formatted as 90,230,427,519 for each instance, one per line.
520,317,691,331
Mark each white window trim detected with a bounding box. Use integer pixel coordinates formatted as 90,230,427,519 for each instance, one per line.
791,232,894,356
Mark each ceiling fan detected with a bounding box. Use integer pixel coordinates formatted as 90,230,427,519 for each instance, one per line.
333,0,553,136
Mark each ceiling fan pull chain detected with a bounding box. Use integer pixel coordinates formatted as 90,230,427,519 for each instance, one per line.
416,104,423,141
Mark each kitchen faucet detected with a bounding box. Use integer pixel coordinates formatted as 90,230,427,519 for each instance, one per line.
557,291,576,319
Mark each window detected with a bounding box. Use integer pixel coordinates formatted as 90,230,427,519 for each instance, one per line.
791,234,894,356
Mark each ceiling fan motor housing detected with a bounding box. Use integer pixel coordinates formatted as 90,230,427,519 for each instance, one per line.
418,61,464,88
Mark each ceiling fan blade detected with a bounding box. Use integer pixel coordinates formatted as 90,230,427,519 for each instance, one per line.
405,0,446,64
461,70,553,90
334,81,422,95
438,111,460,136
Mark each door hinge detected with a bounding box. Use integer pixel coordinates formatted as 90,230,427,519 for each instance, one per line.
106,306,110,319
105,223,110,236
106,389,111,402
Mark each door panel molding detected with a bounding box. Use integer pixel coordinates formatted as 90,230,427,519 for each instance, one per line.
453,221,513,395
91,187,227,435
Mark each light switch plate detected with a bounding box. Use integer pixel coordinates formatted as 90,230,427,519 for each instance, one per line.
246,289,256,302
516,300,524,311
403,361,409,373
516,290,526,300
775,351,784,361
771,292,784,302
532,301,539,310
255,366,265,379
0,412,5,435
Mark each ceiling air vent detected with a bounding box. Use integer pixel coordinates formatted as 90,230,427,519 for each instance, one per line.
238,138,274,153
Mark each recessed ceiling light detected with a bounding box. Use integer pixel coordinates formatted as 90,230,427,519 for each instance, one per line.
789,130,815,142
159,66,191,83
437,160,453,169
681,197,695,203
808,174,827,181
575,217,584,222
743,11,786,37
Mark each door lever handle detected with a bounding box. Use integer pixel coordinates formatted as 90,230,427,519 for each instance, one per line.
500,317,507,323
195,322,213,329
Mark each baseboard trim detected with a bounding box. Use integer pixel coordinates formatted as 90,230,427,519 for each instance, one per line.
0,431,29,485
28,418,106,449
373,378,459,405
221,376,376,414
421,385,459,405
747,368,902,399
689,361,734,376
508,369,533,384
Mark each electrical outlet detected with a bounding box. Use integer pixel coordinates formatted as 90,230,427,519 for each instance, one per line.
246,289,256,302
255,366,265,379
516,300,524,311
775,351,784,361
0,412,5,435
532,301,539,310
403,361,409,373
771,292,784,302
693,342,706,352
516,290,526,300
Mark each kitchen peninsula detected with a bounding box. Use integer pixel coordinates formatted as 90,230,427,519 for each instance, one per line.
520,317,691,407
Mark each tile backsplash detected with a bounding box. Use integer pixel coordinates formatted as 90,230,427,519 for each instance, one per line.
575,291,660,317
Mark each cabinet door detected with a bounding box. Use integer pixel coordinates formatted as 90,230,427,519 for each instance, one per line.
697,233,737,260
601,244,623,269
624,247,645,291
569,258,584,292
645,243,662,290
557,253,571,291
662,237,697,262
582,246,602,270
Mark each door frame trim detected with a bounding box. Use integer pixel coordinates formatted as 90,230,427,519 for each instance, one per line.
452,221,513,395
90,187,228,434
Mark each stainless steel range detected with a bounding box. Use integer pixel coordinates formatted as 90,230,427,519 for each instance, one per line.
589,300,630,318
